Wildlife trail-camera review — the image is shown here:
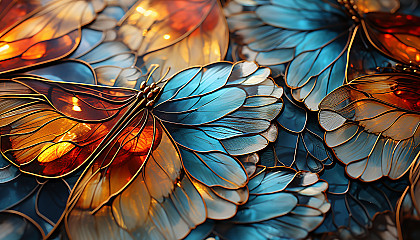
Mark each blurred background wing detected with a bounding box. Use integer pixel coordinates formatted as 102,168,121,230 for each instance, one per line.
396,156,420,239
0,0,105,74
115,0,228,80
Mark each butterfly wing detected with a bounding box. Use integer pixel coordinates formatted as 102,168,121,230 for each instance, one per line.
226,0,352,110
273,81,333,173
319,73,420,181
63,112,207,240
362,12,420,65
153,61,282,191
0,76,138,177
117,0,228,79
0,0,105,74
212,167,330,240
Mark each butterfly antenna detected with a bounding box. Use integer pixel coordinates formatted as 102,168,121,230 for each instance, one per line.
146,64,160,84
156,67,171,88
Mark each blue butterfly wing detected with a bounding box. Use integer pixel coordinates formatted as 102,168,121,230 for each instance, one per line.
153,61,282,191
212,167,330,240
0,155,80,239
227,0,353,110
315,162,407,238
270,80,333,173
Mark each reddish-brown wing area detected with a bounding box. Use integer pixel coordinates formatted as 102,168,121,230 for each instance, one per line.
363,12,420,65
0,0,42,32
0,77,138,177
350,73,420,112
64,115,205,240
0,0,104,74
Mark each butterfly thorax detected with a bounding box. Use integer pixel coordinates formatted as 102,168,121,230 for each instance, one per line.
337,0,362,23
137,81,161,108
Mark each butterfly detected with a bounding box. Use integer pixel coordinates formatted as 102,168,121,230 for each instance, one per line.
0,60,282,239
225,0,420,110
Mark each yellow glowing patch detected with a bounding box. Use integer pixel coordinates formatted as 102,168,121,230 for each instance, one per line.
163,34,171,40
72,97,81,111
0,44,10,52
136,6,145,13
72,105,82,111
38,142,75,163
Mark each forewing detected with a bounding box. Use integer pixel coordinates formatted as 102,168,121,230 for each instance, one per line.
64,114,207,240
153,61,282,190
0,77,137,177
363,12,420,65
0,0,104,74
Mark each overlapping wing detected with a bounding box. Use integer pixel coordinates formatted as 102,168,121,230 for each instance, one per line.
226,0,352,110
212,167,330,240
0,0,105,74
274,82,333,173
64,113,207,240
153,61,282,191
0,76,137,177
315,162,406,239
319,73,420,181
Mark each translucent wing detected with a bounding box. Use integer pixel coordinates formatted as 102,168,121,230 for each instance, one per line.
319,73,420,181
213,167,330,240
0,210,45,239
0,0,105,74
0,76,138,177
353,0,400,14
153,61,283,190
118,0,228,79
226,0,352,110
66,0,147,88
63,113,208,240
362,12,420,65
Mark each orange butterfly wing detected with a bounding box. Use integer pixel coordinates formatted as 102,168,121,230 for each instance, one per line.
0,77,137,177
0,0,105,74
363,12,420,65
63,112,206,239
